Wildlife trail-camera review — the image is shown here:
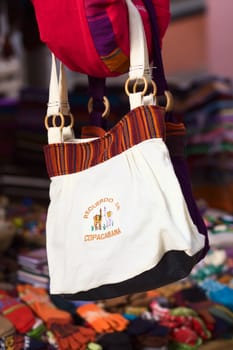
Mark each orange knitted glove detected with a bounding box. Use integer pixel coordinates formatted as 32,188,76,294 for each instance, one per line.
17,284,71,323
76,303,128,333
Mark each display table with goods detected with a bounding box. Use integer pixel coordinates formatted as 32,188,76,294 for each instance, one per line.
170,76,233,213
0,195,232,349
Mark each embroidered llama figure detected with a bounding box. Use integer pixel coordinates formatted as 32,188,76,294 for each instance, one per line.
93,208,102,230
103,206,113,228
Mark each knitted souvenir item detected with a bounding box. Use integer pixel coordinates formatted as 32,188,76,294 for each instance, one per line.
17,285,71,324
47,320,96,350
77,304,128,333
0,290,35,333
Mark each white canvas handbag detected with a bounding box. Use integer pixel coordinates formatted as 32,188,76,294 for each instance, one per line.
43,0,205,300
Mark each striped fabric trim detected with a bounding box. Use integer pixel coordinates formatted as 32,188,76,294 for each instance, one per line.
44,105,165,177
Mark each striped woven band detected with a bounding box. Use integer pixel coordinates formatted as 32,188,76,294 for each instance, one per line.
44,105,165,177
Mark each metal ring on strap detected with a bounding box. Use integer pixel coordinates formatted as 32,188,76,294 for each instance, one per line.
164,90,174,112
53,112,74,128
87,96,110,119
44,112,65,130
125,76,148,96
133,79,157,96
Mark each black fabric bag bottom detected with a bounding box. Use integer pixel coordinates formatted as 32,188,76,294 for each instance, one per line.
55,249,204,301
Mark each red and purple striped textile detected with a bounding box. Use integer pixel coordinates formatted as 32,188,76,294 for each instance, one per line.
31,0,170,77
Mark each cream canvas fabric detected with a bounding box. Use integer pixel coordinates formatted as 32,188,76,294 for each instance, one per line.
46,137,205,294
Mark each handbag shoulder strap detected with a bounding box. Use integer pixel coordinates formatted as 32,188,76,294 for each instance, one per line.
45,53,75,143
88,0,154,123
142,0,174,120
87,76,107,129
89,0,174,118
45,0,154,142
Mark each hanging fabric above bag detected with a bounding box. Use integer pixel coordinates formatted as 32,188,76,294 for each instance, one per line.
43,0,206,301
30,0,170,77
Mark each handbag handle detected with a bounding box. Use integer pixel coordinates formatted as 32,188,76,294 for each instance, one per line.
44,53,76,144
125,0,151,81
87,76,108,129
89,0,173,113
142,0,174,115
86,0,153,127
45,0,154,134
87,0,156,115
45,53,74,129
